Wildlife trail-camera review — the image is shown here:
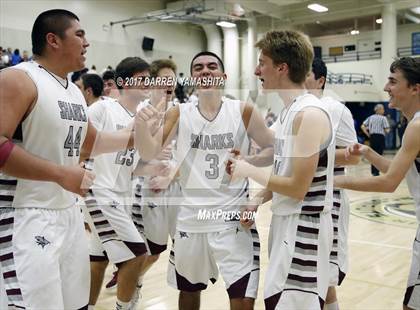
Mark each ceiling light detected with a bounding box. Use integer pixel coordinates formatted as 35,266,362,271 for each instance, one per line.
350,29,359,35
307,3,329,13
410,6,420,15
376,18,382,24
216,21,236,28
405,13,420,24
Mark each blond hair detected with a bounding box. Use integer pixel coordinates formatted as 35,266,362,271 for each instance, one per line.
149,59,177,77
255,30,314,84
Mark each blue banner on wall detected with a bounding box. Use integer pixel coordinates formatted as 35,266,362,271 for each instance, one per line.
413,32,420,55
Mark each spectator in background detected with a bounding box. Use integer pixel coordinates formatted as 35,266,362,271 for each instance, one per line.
6,47,13,65
75,73,104,106
361,103,390,175
0,47,6,66
385,113,396,149
102,69,119,99
11,48,22,65
88,65,97,74
22,50,32,62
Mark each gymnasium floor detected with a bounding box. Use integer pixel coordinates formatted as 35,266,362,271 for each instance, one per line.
97,154,415,309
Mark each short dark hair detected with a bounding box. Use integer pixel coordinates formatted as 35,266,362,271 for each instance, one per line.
32,9,79,56
81,73,104,98
190,51,224,74
115,57,149,89
312,58,327,90
102,70,115,81
390,57,420,86
150,59,177,77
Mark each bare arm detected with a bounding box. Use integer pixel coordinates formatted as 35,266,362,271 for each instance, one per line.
336,120,420,192
232,107,331,201
361,124,370,137
241,103,275,167
335,148,360,166
80,121,134,159
0,69,93,196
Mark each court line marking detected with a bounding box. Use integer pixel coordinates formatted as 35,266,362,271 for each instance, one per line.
349,239,411,250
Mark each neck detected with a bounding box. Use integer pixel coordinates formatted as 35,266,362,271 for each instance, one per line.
402,100,420,121
119,93,139,113
276,81,306,107
87,97,97,106
34,55,69,79
197,89,223,112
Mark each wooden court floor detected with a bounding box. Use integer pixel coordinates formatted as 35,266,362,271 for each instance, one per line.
97,155,415,309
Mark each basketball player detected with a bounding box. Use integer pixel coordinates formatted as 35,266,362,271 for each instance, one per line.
305,58,359,310
75,73,104,106
230,30,335,309
86,57,154,310
136,51,274,309
335,57,420,310
0,9,134,309
103,70,120,99
129,59,182,308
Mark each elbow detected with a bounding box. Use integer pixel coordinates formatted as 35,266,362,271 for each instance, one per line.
383,181,398,193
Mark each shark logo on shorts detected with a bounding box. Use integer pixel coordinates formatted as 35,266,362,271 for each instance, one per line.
148,202,158,209
110,201,119,208
179,231,189,239
35,236,51,249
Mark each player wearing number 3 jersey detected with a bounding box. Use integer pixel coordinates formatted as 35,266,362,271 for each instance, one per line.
136,51,274,310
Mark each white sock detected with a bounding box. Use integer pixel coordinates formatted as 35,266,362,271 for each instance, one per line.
326,301,339,310
88,306,95,310
116,299,129,310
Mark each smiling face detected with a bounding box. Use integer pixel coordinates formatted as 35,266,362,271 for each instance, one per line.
254,52,282,91
191,55,226,90
384,69,416,111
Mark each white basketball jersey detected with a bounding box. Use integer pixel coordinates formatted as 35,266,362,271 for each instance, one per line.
11,61,88,209
321,96,357,148
88,99,137,193
272,93,335,216
405,111,420,222
176,97,250,232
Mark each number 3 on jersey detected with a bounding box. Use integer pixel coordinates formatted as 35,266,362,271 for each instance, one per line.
205,153,219,179
64,126,82,157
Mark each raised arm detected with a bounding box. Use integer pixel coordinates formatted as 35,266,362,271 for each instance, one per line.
135,104,179,161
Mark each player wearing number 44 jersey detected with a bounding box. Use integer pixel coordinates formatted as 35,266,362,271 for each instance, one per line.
136,51,274,310
0,10,134,309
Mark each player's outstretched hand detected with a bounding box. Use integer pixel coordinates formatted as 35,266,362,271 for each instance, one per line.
58,164,95,197
228,157,251,182
345,143,369,160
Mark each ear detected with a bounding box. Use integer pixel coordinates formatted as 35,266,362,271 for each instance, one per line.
318,76,326,89
45,32,60,50
277,63,288,75
411,83,420,96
